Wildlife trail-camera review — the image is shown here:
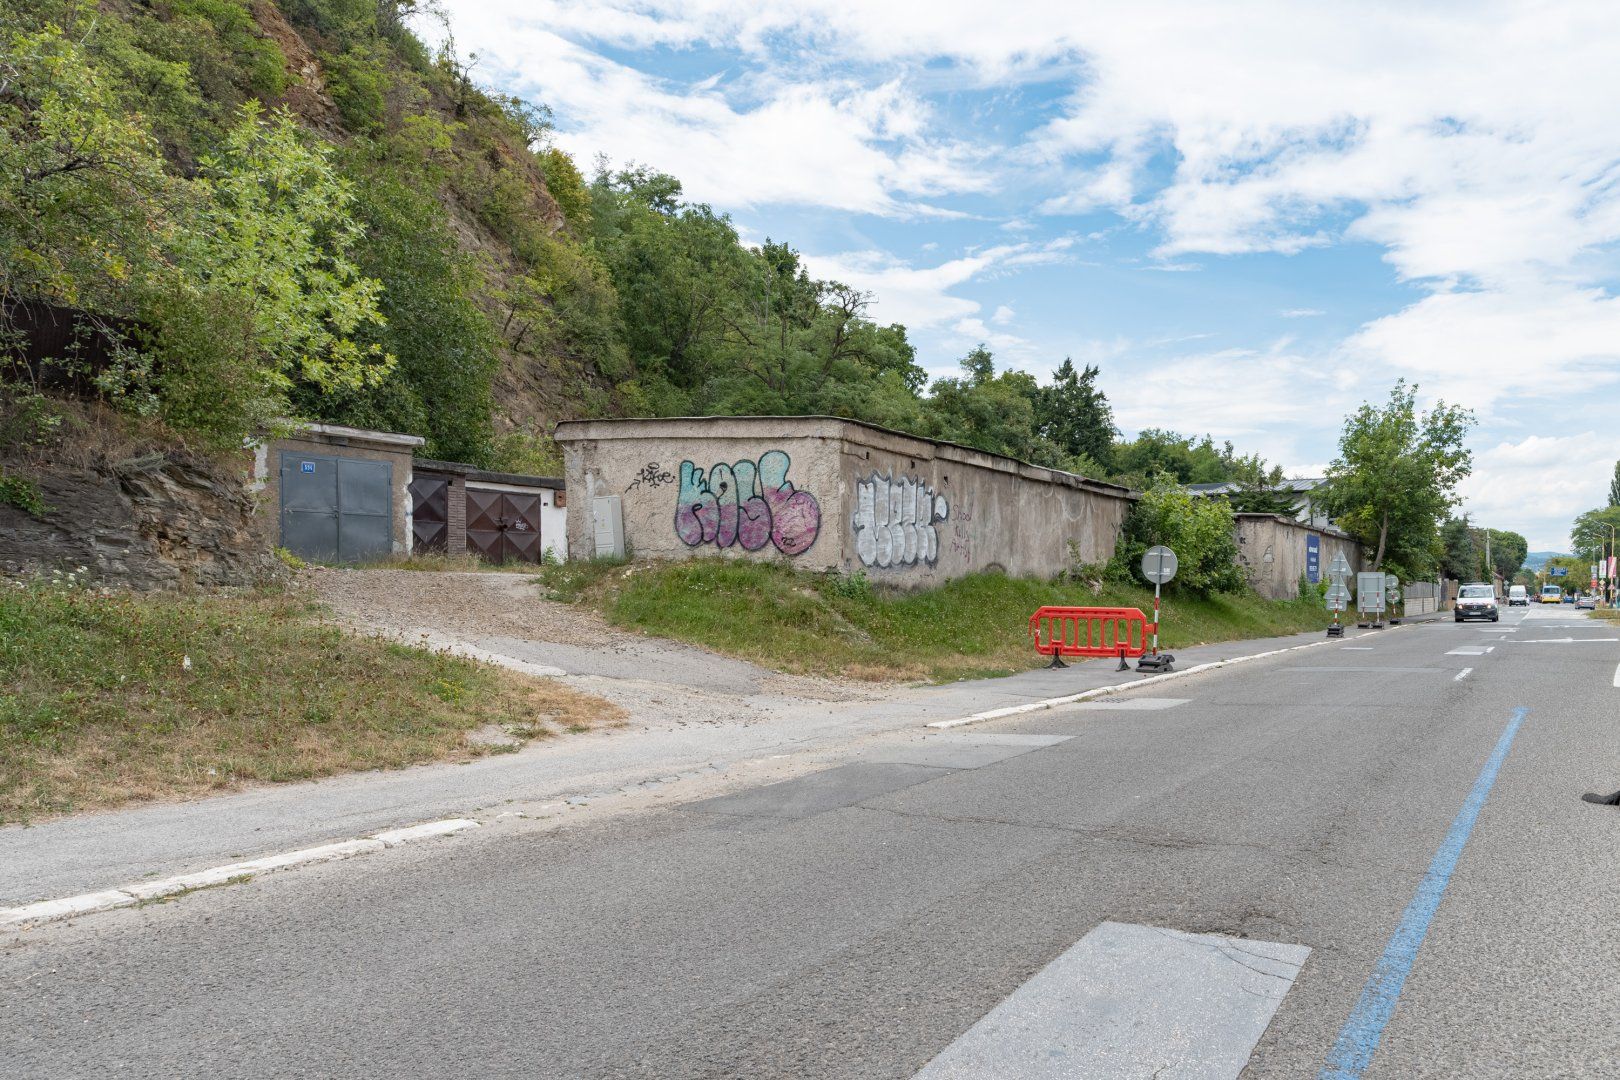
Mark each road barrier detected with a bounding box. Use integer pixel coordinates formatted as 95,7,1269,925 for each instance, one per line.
1029,606,1153,670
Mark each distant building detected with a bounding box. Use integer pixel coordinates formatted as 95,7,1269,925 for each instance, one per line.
1187,477,1334,530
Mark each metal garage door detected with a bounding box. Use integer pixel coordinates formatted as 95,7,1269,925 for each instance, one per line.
466,488,543,564
279,452,393,563
408,475,449,554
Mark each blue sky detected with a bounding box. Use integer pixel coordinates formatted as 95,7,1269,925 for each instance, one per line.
434,1,1620,551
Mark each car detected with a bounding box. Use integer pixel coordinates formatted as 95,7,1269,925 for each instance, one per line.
1507,585,1528,606
1455,583,1499,622
1563,593,1576,604
1577,594,1598,609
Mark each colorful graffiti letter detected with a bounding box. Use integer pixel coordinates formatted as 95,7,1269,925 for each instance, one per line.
674,451,821,556
852,472,949,568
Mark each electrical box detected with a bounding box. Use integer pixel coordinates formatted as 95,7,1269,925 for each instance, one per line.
592,495,625,559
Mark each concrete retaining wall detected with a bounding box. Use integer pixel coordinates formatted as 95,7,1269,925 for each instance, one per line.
554,416,1135,588
1233,513,1363,600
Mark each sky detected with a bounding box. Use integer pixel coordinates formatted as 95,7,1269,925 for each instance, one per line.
431,0,1620,551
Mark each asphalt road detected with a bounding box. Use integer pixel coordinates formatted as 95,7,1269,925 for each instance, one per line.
4,603,1618,1078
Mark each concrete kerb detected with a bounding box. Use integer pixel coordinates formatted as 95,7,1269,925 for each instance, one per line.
927,622,1425,730
0,819,479,932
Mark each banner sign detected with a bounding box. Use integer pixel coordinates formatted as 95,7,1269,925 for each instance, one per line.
1306,535,1321,583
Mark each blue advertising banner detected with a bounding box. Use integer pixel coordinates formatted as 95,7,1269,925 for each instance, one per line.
1306,534,1321,583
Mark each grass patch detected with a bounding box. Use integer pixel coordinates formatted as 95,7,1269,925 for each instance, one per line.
540,558,1338,683
0,577,622,824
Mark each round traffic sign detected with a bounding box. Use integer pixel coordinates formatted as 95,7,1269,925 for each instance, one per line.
1384,573,1399,589
1141,545,1178,584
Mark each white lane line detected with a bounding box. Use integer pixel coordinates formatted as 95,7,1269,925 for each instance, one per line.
1064,698,1189,712
1613,662,1620,689
1342,647,1374,651
1447,646,1490,655
1455,668,1473,682
1509,637,1620,644
914,921,1310,1079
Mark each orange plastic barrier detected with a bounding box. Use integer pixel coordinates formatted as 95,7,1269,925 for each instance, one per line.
1029,606,1154,669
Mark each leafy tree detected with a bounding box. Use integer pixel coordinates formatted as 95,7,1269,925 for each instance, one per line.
1486,529,1528,581
1036,358,1115,471
1610,461,1620,508
1113,475,1245,596
1320,381,1474,572
1572,506,1620,562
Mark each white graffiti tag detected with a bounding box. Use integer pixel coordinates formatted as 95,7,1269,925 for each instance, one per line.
852,473,949,568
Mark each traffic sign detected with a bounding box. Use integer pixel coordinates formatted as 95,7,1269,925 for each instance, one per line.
1328,552,1352,579
1141,546,1178,585
1325,583,1351,603
1384,573,1399,590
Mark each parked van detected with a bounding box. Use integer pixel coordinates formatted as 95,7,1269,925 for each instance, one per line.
1508,585,1528,606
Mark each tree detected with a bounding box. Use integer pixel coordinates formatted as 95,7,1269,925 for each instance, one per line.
1486,529,1528,581
1572,506,1620,562
1320,381,1474,573
1610,461,1620,508
1114,475,1244,596
1036,358,1115,471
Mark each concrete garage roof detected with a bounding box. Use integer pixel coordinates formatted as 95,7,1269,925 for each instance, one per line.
553,415,1137,500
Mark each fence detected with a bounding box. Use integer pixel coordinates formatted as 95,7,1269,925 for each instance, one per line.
1029,606,1153,669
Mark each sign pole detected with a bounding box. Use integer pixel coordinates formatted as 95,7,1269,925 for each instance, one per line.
1152,578,1161,657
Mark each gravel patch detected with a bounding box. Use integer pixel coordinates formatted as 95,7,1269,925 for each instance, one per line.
303,569,882,729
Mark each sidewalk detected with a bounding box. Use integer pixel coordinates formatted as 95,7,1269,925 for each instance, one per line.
0,614,1442,907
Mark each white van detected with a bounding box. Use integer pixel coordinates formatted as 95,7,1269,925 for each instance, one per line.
1508,585,1528,606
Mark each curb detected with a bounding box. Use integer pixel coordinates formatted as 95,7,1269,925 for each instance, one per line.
927,622,1421,730
0,818,480,932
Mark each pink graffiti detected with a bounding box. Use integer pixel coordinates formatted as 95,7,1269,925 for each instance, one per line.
674,451,820,556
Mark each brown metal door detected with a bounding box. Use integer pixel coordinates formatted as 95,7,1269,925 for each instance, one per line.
499,492,542,563
465,489,543,564
409,475,449,554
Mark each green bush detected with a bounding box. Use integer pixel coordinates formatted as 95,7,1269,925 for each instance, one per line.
1114,475,1245,596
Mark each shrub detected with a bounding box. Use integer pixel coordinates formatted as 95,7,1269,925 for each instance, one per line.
1114,474,1245,596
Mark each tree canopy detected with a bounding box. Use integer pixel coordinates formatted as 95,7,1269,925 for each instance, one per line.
1320,381,1474,575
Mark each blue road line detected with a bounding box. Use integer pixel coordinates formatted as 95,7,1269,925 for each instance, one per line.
1320,706,1530,1079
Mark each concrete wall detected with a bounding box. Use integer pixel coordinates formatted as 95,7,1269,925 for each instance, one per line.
1233,513,1364,600
554,416,1134,587
253,424,422,556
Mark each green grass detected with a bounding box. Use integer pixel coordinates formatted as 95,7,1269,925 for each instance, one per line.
539,559,1337,683
0,576,621,823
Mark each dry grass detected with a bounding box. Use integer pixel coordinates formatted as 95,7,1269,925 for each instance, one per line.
0,576,622,823
357,552,541,574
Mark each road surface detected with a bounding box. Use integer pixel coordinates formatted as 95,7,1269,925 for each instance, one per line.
3,603,1617,1077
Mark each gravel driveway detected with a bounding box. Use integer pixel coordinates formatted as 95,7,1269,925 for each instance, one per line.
305,569,880,729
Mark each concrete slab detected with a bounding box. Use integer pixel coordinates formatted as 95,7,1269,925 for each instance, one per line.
863,734,1073,770
1062,697,1189,712
914,920,1310,1079
682,763,954,820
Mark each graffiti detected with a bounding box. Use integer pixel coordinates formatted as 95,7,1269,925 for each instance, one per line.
852,472,950,568
674,450,821,556
625,462,676,492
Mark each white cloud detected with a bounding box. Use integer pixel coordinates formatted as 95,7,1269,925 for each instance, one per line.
1457,433,1620,550
799,239,1073,332
1281,308,1324,318
991,304,1016,325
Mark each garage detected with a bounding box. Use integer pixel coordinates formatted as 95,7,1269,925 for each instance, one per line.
409,460,567,564
260,424,423,564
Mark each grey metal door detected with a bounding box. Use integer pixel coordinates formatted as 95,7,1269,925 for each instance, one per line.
279,452,393,563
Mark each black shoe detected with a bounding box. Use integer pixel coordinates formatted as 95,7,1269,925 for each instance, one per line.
1581,790,1620,805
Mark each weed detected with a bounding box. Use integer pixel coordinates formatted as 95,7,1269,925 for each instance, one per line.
0,468,46,516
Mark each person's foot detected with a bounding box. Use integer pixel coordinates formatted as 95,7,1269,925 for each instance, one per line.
1581,790,1620,805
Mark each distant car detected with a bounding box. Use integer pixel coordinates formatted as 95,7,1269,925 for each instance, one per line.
1540,585,1564,604
1563,593,1576,604
1508,585,1528,606
1577,594,1598,609
1455,583,1499,622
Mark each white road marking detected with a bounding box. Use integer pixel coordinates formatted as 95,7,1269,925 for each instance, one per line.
1613,662,1620,689
1,819,480,930
1447,646,1491,655
1509,637,1620,644
1064,698,1189,712
913,921,1309,1079
1454,668,1473,682
1342,646,1374,650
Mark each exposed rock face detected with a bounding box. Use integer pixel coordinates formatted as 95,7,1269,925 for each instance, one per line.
0,452,278,589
